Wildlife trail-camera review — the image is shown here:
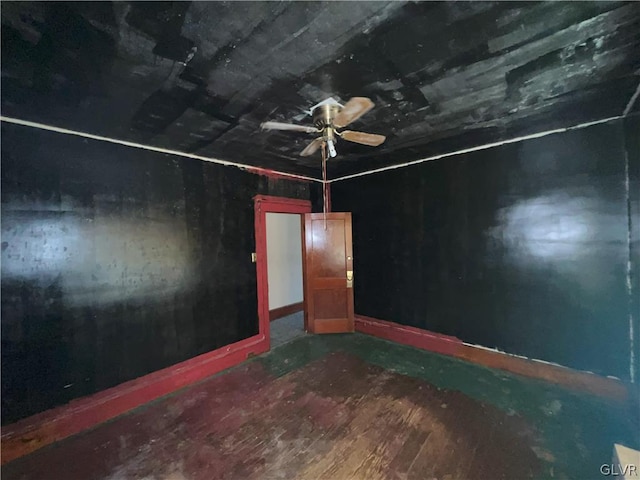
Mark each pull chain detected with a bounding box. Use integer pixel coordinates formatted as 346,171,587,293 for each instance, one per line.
321,141,328,230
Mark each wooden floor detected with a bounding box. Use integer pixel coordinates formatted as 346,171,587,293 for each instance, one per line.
3,334,638,480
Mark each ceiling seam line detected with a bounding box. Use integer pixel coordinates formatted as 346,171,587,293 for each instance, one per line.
0,116,323,183
623,79,640,117
328,115,624,183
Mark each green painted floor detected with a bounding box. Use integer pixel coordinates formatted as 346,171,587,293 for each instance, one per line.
249,333,639,480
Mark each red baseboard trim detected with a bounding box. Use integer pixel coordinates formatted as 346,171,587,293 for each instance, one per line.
269,302,304,322
1,333,268,465
355,315,462,356
354,315,629,403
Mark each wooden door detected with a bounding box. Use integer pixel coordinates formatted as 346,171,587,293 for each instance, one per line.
303,213,354,334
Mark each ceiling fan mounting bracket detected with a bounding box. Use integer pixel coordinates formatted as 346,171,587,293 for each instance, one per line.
306,97,344,115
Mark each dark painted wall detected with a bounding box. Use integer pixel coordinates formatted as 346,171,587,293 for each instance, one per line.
625,115,640,384
333,120,636,380
1,123,320,424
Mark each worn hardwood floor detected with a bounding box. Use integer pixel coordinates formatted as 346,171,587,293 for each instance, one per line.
3,333,637,480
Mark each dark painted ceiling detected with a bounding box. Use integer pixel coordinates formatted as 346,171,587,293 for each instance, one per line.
2,1,639,179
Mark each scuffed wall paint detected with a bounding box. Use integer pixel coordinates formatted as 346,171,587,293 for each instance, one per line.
624,114,640,383
0,122,321,424
332,120,633,379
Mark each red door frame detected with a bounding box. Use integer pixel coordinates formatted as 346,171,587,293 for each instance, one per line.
253,195,312,348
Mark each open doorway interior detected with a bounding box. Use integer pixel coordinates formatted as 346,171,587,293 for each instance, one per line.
265,212,305,348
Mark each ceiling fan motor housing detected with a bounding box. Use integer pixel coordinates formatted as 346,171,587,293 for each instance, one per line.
313,104,341,129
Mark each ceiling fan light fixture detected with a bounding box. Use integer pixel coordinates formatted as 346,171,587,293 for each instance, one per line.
327,139,337,158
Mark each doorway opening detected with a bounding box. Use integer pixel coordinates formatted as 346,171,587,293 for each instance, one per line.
266,212,305,347
253,195,311,350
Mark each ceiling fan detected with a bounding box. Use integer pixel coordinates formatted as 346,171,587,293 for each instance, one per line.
260,97,386,158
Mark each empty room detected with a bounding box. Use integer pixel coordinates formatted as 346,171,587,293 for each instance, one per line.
1,2,639,479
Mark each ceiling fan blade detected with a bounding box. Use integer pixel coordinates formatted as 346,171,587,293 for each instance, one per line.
340,130,386,147
333,97,375,128
261,121,318,133
300,137,324,156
